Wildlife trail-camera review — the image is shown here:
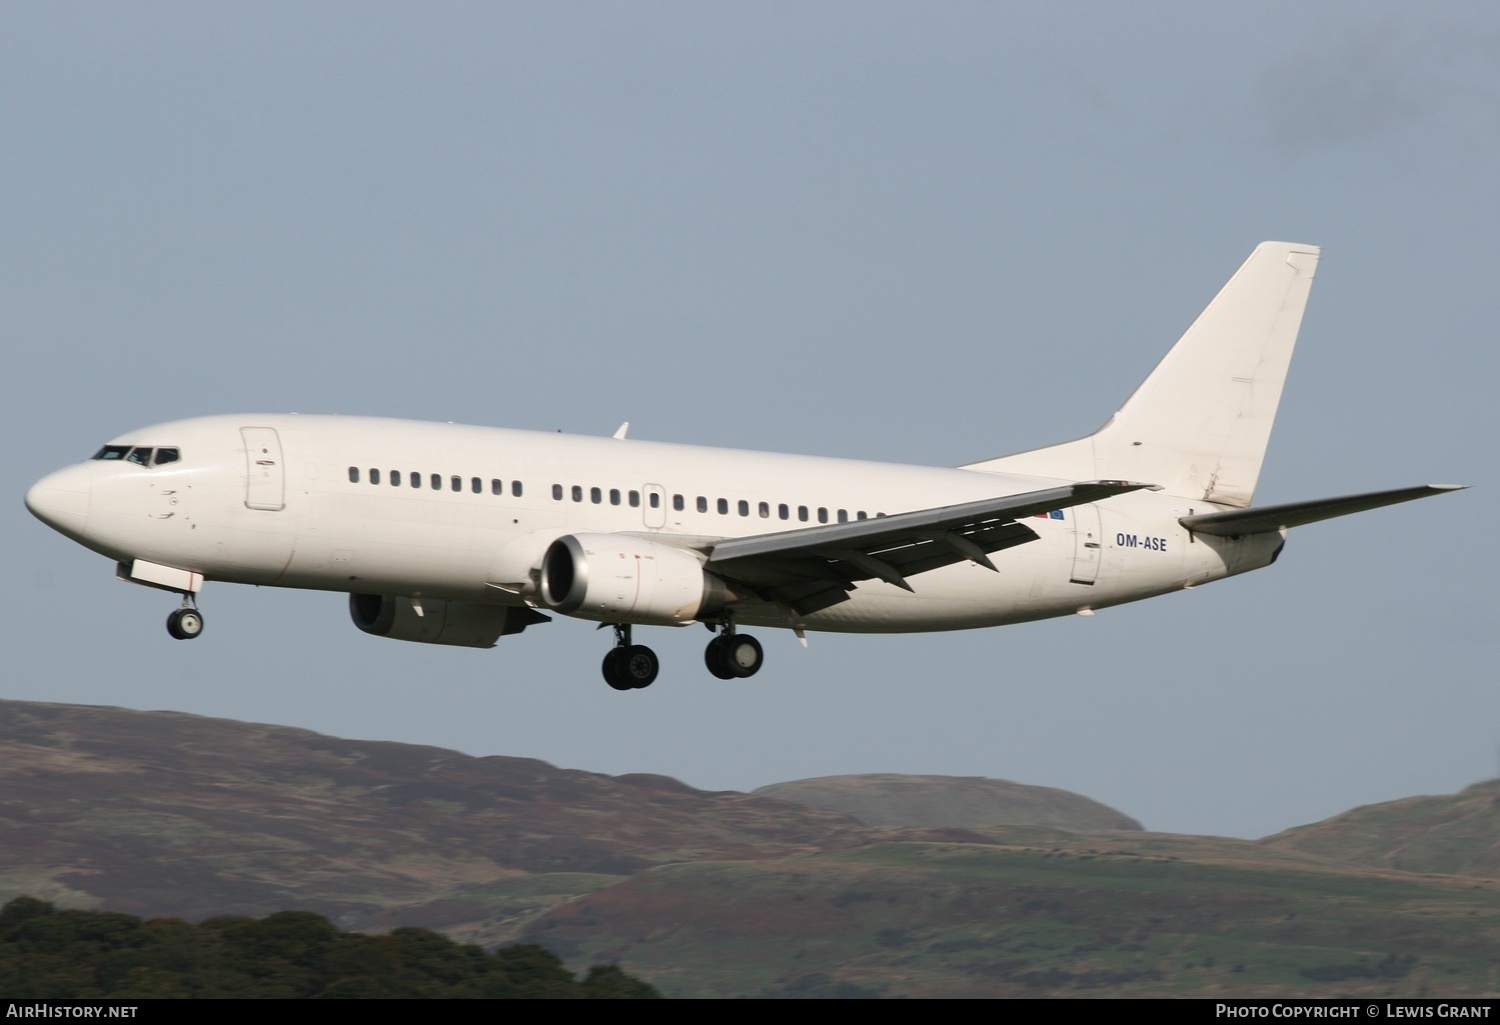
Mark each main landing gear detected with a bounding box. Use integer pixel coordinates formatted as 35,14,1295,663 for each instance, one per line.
704,625,763,680
601,624,660,691
599,620,766,690
165,596,205,640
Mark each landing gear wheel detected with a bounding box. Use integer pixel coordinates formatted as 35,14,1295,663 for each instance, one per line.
602,648,633,691
621,645,659,688
166,608,204,640
603,644,659,690
705,633,762,679
704,636,736,679
723,634,762,678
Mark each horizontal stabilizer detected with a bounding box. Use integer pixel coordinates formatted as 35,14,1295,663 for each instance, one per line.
1179,484,1466,537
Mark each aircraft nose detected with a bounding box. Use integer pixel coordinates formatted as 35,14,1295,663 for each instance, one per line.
26,464,92,540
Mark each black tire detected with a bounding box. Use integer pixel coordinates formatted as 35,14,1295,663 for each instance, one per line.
166,608,204,640
704,636,736,679
602,648,633,691
622,645,659,689
724,634,763,678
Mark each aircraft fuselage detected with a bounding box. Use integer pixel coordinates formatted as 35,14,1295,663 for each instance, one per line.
28,413,1279,635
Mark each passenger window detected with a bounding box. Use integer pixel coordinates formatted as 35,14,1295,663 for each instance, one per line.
818,507,828,523
778,503,789,520
673,494,684,512
431,474,442,490
758,501,770,518
410,472,421,488
697,496,708,513
837,509,848,523
717,498,728,515
370,468,381,485
153,448,180,466
451,476,461,492
609,488,620,505
629,490,640,507
798,505,808,522
492,479,503,495
590,487,602,504
94,445,132,461
737,500,749,517
391,471,400,487
471,477,481,494
649,492,660,509
349,466,360,483
127,448,152,466
553,484,563,501
512,481,523,497
857,511,867,520
572,485,583,502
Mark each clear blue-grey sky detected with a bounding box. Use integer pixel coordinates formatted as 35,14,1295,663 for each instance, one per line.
4,2,1493,839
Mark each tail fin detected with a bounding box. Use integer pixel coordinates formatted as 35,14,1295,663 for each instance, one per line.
965,242,1320,507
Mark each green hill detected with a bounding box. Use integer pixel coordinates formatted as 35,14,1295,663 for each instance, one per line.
753,774,1142,831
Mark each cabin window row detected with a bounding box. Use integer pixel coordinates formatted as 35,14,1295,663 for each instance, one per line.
348,467,523,497
348,465,882,523
549,485,878,524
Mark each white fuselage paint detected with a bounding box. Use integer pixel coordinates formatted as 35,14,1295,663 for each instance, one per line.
33,413,1282,635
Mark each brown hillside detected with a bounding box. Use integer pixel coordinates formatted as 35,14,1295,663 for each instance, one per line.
0,699,868,940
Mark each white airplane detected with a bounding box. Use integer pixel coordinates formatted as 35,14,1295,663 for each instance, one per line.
26,242,1463,690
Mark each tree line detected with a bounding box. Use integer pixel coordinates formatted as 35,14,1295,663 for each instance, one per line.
0,897,660,998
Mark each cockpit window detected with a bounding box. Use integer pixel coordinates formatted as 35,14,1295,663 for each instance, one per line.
91,445,181,466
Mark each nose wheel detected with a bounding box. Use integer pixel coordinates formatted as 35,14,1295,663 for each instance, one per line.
602,624,658,690
166,605,205,640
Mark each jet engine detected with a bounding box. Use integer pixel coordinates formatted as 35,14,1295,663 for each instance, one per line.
538,533,732,624
349,594,545,648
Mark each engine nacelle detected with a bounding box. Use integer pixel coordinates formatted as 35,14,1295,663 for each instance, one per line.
538,533,731,624
349,594,545,648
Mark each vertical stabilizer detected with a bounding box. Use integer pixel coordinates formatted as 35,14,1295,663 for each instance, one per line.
965,241,1320,507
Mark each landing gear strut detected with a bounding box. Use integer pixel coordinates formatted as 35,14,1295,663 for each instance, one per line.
166,596,204,640
601,624,659,691
704,619,763,680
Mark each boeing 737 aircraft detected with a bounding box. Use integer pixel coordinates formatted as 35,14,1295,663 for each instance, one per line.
26,242,1463,690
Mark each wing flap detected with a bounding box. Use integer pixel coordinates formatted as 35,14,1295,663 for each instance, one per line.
707,480,1158,609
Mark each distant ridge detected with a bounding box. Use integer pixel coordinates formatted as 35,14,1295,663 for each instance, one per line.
753,774,1142,831
1260,780,1500,877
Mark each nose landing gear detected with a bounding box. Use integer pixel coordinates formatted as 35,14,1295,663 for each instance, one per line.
601,624,659,691
166,597,204,640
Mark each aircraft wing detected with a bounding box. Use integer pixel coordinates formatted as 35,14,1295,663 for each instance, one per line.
1179,484,1466,537
705,480,1158,615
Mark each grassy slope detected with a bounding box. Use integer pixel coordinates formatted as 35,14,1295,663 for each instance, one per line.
524,833,1500,998
1262,781,1500,878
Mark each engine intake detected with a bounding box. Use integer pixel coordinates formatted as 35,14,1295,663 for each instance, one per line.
538,533,731,624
